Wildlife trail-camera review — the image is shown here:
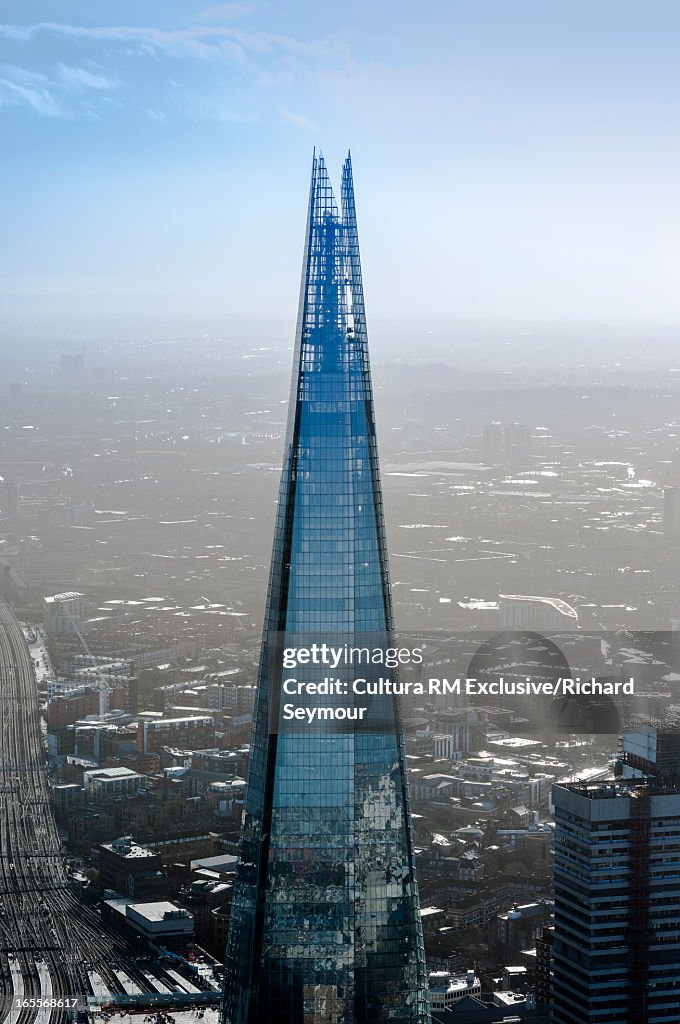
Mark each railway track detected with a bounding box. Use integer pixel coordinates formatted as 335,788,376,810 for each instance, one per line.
0,599,137,1023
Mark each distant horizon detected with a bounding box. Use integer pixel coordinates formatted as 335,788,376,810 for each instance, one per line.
4,305,680,332
3,308,680,381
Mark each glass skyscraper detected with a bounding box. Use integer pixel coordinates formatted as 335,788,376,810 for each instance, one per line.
221,154,430,1024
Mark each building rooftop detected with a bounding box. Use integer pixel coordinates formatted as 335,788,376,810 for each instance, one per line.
494,990,527,1007
429,971,480,995
145,715,214,726
102,836,156,859
84,766,139,780
128,901,192,923
190,854,239,871
561,779,645,799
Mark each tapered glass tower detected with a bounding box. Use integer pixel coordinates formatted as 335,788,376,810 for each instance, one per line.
221,153,430,1024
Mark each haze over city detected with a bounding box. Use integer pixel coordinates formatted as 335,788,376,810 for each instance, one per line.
3,4,680,1024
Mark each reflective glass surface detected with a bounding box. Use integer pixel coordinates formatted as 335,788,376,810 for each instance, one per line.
222,155,430,1024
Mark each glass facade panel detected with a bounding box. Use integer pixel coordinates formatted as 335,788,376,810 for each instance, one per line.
221,154,430,1024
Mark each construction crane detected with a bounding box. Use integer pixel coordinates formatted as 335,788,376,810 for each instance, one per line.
65,610,111,716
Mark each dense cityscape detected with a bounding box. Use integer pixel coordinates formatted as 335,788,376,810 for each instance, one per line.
3,166,680,1020
4,0,680,1020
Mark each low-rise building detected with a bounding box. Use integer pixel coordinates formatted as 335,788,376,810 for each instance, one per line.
103,898,194,943
137,715,216,754
428,970,481,1013
83,766,147,802
496,901,553,952
99,835,166,898
52,782,83,816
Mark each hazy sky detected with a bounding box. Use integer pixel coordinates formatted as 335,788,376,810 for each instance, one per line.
2,1,680,324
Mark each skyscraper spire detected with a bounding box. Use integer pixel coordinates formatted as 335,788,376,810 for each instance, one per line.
221,153,430,1024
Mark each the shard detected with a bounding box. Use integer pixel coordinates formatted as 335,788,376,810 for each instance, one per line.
221,153,430,1024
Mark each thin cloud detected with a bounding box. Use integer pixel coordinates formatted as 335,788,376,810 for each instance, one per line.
0,75,62,117
0,20,341,66
57,64,120,90
0,65,64,116
0,15,350,124
0,25,30,41
0,62,120,118
0,63,48,85
280,106,318,132
0,22,248,64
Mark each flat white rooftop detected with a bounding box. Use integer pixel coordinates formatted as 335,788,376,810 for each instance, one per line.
84,767,140,779
129,901,191,923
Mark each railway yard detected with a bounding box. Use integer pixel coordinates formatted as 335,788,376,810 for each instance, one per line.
0,599,219,1023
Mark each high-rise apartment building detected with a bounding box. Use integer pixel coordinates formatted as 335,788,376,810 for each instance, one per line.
221,154,430,1023
42,591,88,637
552,725,680,1023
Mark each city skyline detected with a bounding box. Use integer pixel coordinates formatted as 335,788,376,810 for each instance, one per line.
2,1,680,323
